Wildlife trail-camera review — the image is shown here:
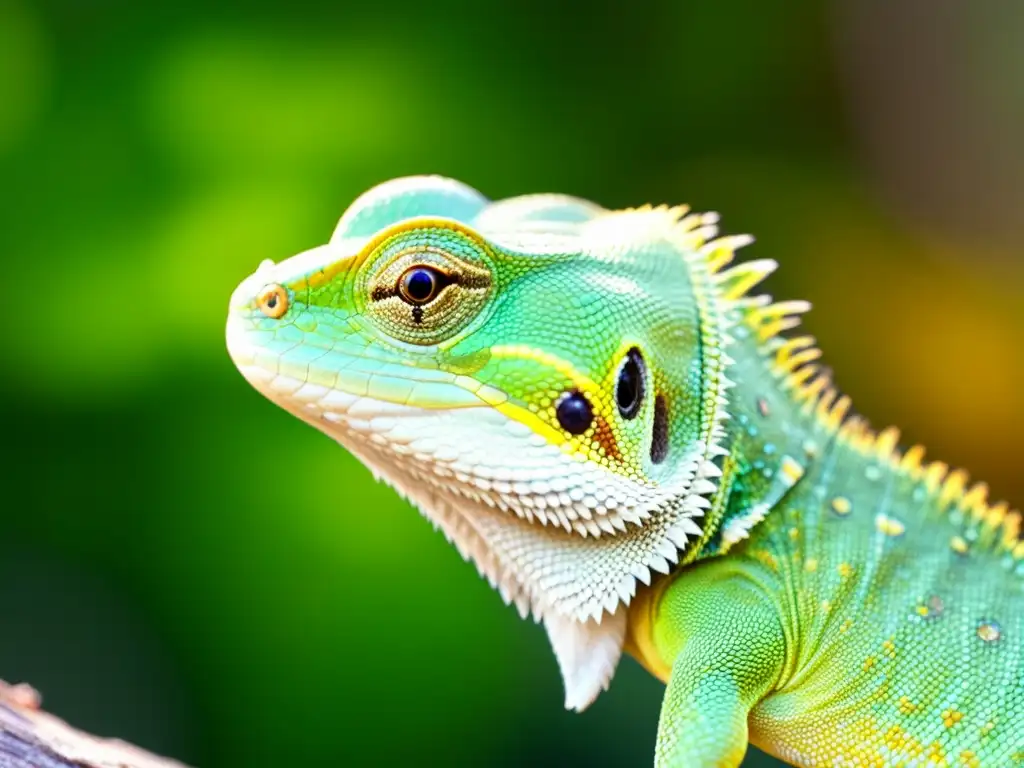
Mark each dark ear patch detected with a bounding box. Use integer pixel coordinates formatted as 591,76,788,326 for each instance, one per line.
650,394,669,464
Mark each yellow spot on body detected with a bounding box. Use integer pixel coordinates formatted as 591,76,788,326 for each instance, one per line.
875,514,906,537
925,741,947,763
837,562,854,578
960,750,980,767
840,618,854,633
941,709,963,728
950,535,969,554
899,696,918,715
831,496,852,515
980,721,995,737
804,557,818,572
884,723,905,749
863,655,877,671
788,527,800,540
780,456,804,485
977,621,1002,643
914,595,945,619
883,639,896,658
820,599,831,613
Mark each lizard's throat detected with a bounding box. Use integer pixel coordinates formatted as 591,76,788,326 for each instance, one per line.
286,392,726,620
306,395,733,712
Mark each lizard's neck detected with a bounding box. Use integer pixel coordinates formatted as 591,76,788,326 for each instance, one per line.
684,310,838,564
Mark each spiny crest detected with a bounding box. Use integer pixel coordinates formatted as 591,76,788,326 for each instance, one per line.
876,432,1022,560
613,201,743,246
710,240,1023,563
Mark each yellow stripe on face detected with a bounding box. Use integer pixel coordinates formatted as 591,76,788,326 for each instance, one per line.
440,358,570,445
486,343,647,477
483,345,602,447
489,339,654,409
494,402,568,445
489,344,605,396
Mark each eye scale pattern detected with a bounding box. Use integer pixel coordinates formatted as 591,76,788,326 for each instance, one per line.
226,176,1024,767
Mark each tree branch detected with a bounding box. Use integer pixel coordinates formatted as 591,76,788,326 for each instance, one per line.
0,680,189,768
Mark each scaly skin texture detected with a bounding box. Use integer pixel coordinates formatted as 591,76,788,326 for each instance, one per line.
226,177,1024,767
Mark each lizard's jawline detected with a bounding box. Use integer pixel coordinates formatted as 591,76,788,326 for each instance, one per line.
234,353,719,618
278,386,720,615
229,343,717,551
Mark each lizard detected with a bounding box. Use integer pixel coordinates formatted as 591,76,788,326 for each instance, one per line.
225,175,1024,767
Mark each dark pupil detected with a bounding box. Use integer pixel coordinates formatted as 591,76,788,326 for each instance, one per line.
616,348,646,419
556,391,593,435
266,294,278,309
403,268,437,302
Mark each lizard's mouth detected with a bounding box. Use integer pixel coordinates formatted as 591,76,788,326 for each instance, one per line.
226,316,495,431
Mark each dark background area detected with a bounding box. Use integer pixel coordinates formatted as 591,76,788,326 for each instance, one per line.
1,0,1021,765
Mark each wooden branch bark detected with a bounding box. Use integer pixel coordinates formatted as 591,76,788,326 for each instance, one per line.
0,680,189,768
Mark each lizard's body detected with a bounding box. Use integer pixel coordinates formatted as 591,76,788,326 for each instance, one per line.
226,176,1023,766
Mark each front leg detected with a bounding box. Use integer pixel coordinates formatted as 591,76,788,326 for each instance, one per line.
652,567,786,767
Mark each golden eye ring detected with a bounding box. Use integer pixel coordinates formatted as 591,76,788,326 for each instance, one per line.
256,283,289,319
397,266,445,305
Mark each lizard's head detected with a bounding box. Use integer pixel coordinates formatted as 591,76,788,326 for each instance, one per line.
226,176,750,708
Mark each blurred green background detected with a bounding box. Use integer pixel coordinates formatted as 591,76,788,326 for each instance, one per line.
1,0,1021,765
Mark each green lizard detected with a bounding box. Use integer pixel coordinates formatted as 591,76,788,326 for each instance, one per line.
225,176,1023,767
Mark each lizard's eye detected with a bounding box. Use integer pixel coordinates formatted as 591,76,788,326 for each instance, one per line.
359,225,494,345
616,347,646,420
256,284,289,319
398,266,447,305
